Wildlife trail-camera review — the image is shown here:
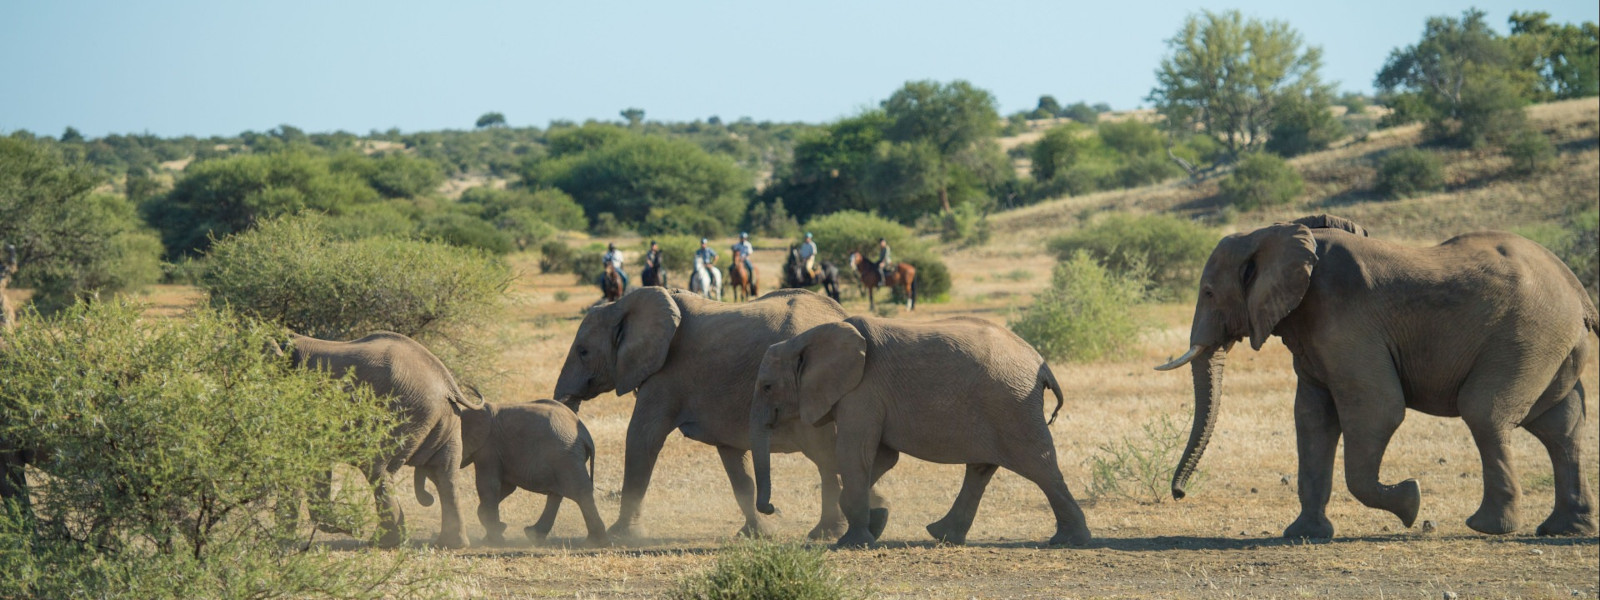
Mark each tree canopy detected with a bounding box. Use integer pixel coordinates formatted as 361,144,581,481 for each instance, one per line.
1149,10,1333,159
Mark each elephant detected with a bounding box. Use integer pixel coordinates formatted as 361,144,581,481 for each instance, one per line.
751,315,1091,548
1155,214,1598,538
553,287,892,540
429,399,608,547
283,331,486,548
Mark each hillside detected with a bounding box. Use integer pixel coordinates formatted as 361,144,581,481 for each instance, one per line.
986,98,1599,250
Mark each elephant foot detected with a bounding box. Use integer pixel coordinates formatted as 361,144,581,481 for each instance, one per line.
1466,503,1521,535
737,520,777,539
833,529,875,549
435,529,470,550
868,508,890,540
582,533,612,548
376,527,406,549
925,517,969,545
1391,479,1421,528
1047,526,1091,548
315,522,352,536
1535,508,1596,537
808,520,848,541
525,524,553,544
607,521,645,540
1282,514,1334,539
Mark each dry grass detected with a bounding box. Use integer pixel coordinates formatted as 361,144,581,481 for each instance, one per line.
34,98,1595,598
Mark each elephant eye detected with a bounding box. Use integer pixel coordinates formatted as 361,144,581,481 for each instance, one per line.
762,383,772,392
578,347,589,358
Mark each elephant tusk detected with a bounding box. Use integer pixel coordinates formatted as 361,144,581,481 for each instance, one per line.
1154,345,1204,371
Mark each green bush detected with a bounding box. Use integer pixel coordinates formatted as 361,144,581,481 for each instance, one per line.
1047,214,1215,300
321,201,419,240
640,204,725,238
492,208,558,251
418,211,515,254
1114,153,1184,188
938,201,989,245
1265,96,1345,158
1502,127,1556,175
538,239,579,274
746,198,801,238
1009,251,1147,362
1375,148,1444,198
1217,152,1303,211
459,186,587,231
1087,414,1204,503
201,215,510,367
672,540,861,600
0,301,447,599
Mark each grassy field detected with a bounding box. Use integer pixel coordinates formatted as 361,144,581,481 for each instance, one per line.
93,99,1600,598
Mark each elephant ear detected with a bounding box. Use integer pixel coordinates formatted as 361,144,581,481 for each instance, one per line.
1246,224,1318,351
613,287,682,395
797,322,868,427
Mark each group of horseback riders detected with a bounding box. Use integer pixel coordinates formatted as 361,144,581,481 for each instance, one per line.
595,233,896,305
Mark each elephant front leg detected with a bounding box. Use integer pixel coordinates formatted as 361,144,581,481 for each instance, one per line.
474,466,509,545
717,445,775,538
926,463,998,545
610,411,674,539
1285,380,1341,539
833,432,884,548
1337,381,1421,532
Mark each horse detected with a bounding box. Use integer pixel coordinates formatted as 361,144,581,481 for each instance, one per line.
641,262,667,288
689,262,723,301
848,251,916,311
781,247,840,302
599,262,624,303
727,256,758,302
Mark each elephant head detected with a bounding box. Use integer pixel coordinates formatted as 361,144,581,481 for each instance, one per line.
553,287,682,412
1156,223,1318,499
752,322,866,515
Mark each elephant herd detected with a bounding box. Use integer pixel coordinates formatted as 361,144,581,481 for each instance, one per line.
9,214,1592,553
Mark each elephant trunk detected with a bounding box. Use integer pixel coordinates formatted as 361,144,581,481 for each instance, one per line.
414,467,435,507
1172,347,1225,500
752,404,777,515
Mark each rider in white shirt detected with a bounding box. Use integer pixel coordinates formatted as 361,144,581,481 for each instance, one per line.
602,243,627,291
797,232,818,282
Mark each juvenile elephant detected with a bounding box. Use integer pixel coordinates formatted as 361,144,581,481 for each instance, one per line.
752,316,1091,548
284,331,484,548
554,287,892,540
427,399,607,546
1156,215,1597,538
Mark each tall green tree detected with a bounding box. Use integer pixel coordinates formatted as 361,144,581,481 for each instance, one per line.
1508,11,1600,100
1377,9,1540,146
881,80,1001,212
1149,10,1333,159
522,132,749,234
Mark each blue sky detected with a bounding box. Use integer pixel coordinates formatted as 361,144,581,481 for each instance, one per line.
3,1,1596,138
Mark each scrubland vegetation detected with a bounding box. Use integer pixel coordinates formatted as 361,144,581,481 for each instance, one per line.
1,6,1596,599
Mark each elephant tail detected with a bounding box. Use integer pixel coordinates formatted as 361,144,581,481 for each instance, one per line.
414,467,435,507
1042,366,1065,426
578,421,596,479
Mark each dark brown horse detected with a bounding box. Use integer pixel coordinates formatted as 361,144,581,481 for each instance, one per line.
848,251,916,311
641,262,667,288
728,256,758,302
599,263,624,303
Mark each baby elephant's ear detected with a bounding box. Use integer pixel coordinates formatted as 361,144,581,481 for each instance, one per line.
797,322,868,426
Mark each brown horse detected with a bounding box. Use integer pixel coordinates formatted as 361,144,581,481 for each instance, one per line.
728,256,758,302
599,262,624,303
848,251,916,311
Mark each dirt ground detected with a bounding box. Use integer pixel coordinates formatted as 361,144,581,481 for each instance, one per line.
217,242,1598,600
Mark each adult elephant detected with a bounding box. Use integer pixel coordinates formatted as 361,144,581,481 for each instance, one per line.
751,316,1088,548
283,331,487,548
1155,215,1597,538
553,287,888,540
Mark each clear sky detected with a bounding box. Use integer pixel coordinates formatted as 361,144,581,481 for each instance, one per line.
3,1,1596,138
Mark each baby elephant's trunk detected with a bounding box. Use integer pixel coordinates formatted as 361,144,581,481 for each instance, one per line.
414,467,435,507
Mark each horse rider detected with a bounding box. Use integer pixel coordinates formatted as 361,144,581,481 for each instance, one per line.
602,242,627,291
732,232,755,279
643,240,663,283
875,237,891,284
798,232,819,284
694,237,718,281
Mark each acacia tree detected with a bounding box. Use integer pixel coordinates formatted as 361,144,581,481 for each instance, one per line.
1149,10,1332,159
1376,9,1539,146
475,111,507,128
881,80,1000,212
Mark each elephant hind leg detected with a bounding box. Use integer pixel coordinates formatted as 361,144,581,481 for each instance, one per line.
867,447,899,540
926,463,998,545
1523,383,1596,536
526,493,562,543
1006,447,1090,547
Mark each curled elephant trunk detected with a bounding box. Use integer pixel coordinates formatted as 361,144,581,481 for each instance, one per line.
752,405,777,515
414,467,435,507
1172,347,1225,500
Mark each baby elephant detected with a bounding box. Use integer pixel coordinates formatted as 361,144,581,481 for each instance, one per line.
421,399,608,546
751,315,1091,548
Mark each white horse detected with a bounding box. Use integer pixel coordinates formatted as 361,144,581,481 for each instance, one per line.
690,262,723,301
